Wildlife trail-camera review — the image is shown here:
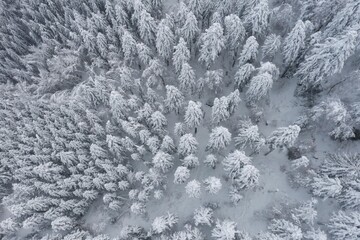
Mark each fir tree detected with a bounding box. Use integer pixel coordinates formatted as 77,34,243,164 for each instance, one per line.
238,36,259,65
185,180,201,198
203,177,222,194
328,211,360,240
266,125,301,151
174,166,191,184
235,120,265,152
138,10,157,45
178,133,198,156
178,62,196,93
262,34,281,60
234,63,255,89
206,126,232,152
156,19,175,62
246,72,273,103
180,11,199,45
181,154,200,169
246,0,270,36
152,151,173,173
224,14,245,55
283,20,306,66
165,85,184,114
184,101,203,133
296,30,358,92
223,150,252,180
269,219,303,240
173,38,191,73
212,97,230,125
194,206,213,226
212,219,238,240
199,23,225,68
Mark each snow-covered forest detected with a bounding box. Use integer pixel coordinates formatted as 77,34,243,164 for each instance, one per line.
0,0,360,239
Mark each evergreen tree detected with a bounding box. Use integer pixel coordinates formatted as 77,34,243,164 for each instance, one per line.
246,72,273,103
149,111,167,132
173,38,191,73
234,63,255,89
212,97,230,125
266,125,301,151
156,19,175,62
138,10,157,45
122,30,138,65
185,180,201,198
165,85,185,114
235,120,265,152
238,36,259,65
180,11,199,45
199,23,225,68
246,0,270,36
223,150,252,180
312,175,342,199
206,126,232,152
296,30,358,92
152,151,173,173
204,154,218,169
212,219,238,240
178,134,198,156
194,206,213,226
178,62,196,93
262,34,281,60
283,20,306,66
204,176,222,194
181,154,200,169
137,42,153,65
224,14,245,55
269,219,303,240
184,101,203,133
328,211,360,240
235,165,260,189
174,166,190,184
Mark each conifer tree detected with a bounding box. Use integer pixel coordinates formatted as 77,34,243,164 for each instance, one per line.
212,97,230,125
328,211,360,240
194,206,213,226
224,14,245,55
138,10,157,45
178,133,198,156
185,180,201,198
153,151,173,173
122,30,138,65
173,38,191,73
206,126,232,152
174,166,190,184
238,36,259,65
199,23,225,68
212,219,238,240
184,101,203,133
262,34,281,60
266,125,301,151
165,85,185,114
204,177,222,194
296,30,358,92
246,72,273,103
178,62,196,93
234,63,255,89
156,19,175,63
180,11,199,45
223,150,252,180
283,20,306,66
246,0,270,36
